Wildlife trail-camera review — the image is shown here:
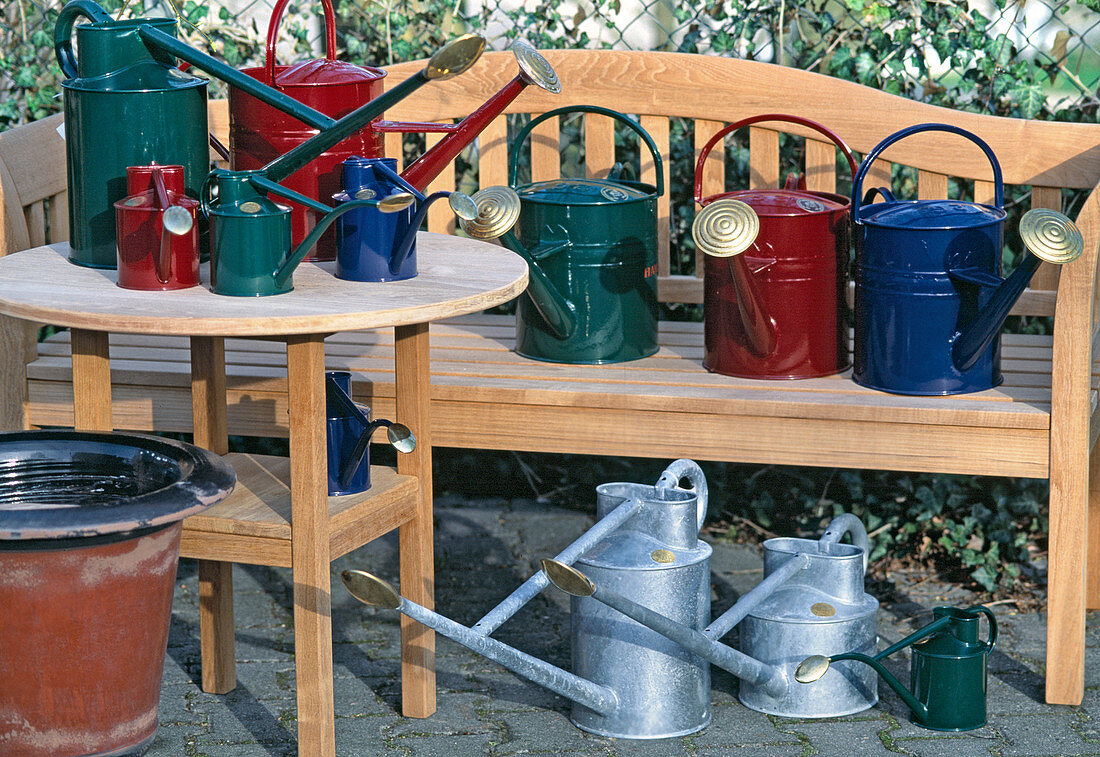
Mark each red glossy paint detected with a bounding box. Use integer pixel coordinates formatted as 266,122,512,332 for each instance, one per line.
114,164,200,290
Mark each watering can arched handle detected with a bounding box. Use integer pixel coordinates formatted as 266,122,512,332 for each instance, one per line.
851,123,1004,223
818,513,869,572
508,106,665,197
54,0,113,79
264,0,339,87
693,114,858,206
655,459,708,531
968,604,998,653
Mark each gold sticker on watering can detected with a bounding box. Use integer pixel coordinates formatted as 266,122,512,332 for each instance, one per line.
123,196,147,207
239,201,263,214
811,602,836,617
1019,208,1084,264
796,198,826,213
601,186,631,202
651,549,676,564
354,188,377,201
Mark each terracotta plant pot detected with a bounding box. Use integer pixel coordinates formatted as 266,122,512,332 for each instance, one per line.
0,431,235,757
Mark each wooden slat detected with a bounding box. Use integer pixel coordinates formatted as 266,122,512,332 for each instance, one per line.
585,112,616,179
805,138,836,193
529,116,560,183
384,132,404,172
640,116,671,276
974,179,997,206
918,170,949,200
694,120,725,275
1031,186,1064,291
70,328,111,431
864,159,892,194
478,117,509,188
24,202,44,248
749,126,780,189
424,131,453,234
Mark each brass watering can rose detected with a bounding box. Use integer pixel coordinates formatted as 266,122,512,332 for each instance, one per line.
511,39,562,94
1019,208,1084,264
423,34,487,80
460,186,522,240
692,199,761,257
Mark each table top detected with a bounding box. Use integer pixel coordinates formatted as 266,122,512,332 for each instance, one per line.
0,234,528,336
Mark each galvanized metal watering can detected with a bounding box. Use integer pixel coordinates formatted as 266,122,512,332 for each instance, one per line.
229,0,562,261
54,0,485,268
333,156,483,282
200,170,415,296
797,604,996,731
545,511,879,719
114,164,199,290
495,106,665,364
852,124,1083,395
693,114,858,379
325,371,415,496
55,0,207,269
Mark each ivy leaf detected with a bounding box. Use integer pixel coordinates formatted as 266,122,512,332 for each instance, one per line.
1011,84,1046,118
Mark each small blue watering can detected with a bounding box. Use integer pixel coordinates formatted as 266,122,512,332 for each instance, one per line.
852,123,1082,395
325,371,415,495
333,156,480,282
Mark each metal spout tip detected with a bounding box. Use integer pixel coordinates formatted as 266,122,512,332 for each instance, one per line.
378,192,417,213
511,40,561,94
542,559,595,597
692,199,760,258
794,655,831,684
425,34,486,80
162,205,193,235
387,423,416,453
341,570,402,609
449,192,480,221
1019,208,1083,264
460,186,521,240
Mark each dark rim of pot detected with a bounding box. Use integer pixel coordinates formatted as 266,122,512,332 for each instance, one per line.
0,430,235,540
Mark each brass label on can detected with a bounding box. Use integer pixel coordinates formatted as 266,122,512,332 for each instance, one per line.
354,188,377,200
811,602,836,617
601,186,630,202
239,201,263,214
651,549,675,564
124,196,147,207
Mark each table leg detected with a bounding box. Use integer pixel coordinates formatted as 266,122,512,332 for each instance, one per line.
70,329,111,431
190,336,237,695
395,322,436,718
286,335,335,757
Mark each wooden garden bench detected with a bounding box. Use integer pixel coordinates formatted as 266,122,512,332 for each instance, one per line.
2,49,1099,708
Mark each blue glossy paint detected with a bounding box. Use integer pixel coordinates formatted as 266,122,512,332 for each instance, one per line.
334,157,422,282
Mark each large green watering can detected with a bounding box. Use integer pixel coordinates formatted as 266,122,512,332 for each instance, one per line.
795,605,996,731
54,0,485,269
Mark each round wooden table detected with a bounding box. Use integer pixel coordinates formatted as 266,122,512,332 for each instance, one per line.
0,234,528,757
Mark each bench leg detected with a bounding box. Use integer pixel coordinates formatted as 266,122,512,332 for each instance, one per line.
395,322,436,718
0,315,32,431
1088,441,1100,610
1046,439,1089,705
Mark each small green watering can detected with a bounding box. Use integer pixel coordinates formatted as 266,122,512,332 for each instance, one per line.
795,605,996,731
201,171,415,296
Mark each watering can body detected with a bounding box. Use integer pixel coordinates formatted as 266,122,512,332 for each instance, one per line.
506,107,664,365
334,157,420,282
907,607,992,731
695,115,857,379
205,182,294,297
738,535,879,717
55,3,208,269
568,481,712,738
852,124,1008,395
114,164,199,290
229,0,389,263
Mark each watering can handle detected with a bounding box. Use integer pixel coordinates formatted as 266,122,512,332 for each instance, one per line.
862,187,896,205
968,605,998,653
693,114,858,206
54,0,113,79
851,123,1004,222
818,513,869,572
655,459,708,530
508,106,665,197
264,0,339,86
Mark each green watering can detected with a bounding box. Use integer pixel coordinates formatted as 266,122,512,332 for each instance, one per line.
795,605,996,731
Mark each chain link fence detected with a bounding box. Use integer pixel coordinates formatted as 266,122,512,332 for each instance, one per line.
4,0,1100,130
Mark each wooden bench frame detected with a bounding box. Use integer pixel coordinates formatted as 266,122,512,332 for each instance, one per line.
3,49,1100,707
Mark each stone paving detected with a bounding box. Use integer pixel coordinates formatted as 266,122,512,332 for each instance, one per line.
149,494,1100,756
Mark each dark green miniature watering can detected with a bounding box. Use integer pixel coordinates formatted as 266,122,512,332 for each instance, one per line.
55,0,207,268
494,106,664,364
201,171,415,296
795,605,996,731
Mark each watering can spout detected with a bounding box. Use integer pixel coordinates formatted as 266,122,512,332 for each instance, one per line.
691,200,773,356
340,569,621,717
400,40,561,192
951,209,1082,373
543,560,789,699
459,187,579,340
799,653,929,720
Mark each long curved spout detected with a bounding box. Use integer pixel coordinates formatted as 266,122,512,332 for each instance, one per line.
952,209,1083,373
825,653,929,720
341,570,620,716
400,41,562,192
727,255,779,358
544,560,789,699
499,230,578,340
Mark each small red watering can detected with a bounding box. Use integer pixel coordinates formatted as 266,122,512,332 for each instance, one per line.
114,164,199,290
692,114,858,379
